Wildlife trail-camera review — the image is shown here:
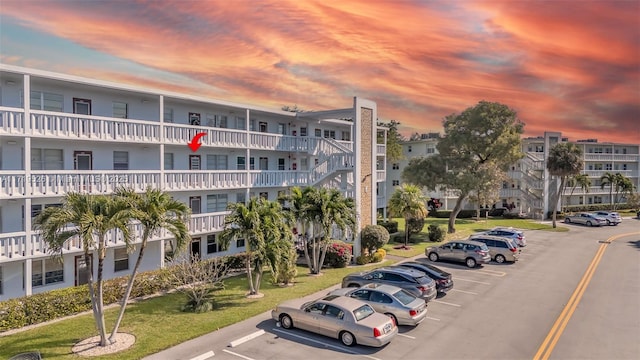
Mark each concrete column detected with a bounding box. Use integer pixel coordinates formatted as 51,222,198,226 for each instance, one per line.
159,95,165,188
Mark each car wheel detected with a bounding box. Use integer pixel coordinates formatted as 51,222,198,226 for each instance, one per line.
429,252,439,262
564,218,571,223
606,220,611,226
340,331,356,347
385,313,398,326
347,283,360,288
280,314,293,329
495,254,506,264
586,221,592,227
465,257,477,268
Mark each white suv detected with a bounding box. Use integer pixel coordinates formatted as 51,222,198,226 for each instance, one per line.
594,211,622,226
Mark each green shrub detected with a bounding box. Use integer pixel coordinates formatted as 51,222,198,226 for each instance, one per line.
377,220,398,233
356,254,371,265
371,252,384,263
376,248,386,258
391,232,405,243
428,224,446,242
324,241,352,268
361,225,390,253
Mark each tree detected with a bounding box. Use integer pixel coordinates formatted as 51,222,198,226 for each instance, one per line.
279,187,315,272
625,191,640,210
388,184,428,248
547,143,583,227
467,162,508,219
612,174,634,209
360,224,390,254
600,172,616,207
33,193,133,347
164,254,228,313
566,173,591,211
378,120,404,162
403,101,524,233
219,197,291,295
281,104,305,113
110,187,191,341
307,188,356,274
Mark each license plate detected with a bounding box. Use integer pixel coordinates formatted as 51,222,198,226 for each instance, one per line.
384,323,392,333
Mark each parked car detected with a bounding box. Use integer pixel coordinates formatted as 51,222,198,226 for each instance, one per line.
395,262,454,294
564,212,607,227
477,227,526,247
468,235,520,263
425,240,491,268
594,211,622,226
341,267,437,302
272,294,398,347
328,283,428,326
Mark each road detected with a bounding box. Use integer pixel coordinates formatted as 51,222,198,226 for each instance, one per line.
144,220,640,360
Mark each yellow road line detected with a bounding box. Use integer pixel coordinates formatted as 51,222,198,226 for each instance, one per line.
533,232,640,360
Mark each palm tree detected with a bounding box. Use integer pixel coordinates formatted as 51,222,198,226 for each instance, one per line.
566,174,591,211
307,188,356,274
547,143,583,228
219,197,290,295
33,193,133,346
109,187,191,341
279,187,315,271
612,175,634,210
388,184,428,248
599,172,617,207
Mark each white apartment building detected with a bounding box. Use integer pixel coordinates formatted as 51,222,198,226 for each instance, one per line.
387,131,639,217
0,64,387,300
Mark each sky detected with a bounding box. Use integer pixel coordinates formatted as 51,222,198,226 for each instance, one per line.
1,0,639,144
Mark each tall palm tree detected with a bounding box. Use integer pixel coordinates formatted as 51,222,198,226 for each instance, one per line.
612,175,634,210
219,197,290,295
109,187,191,341
600,172,617,207
547,143,583,228
34,193,133,346
279,187,315,271
307,188,356,274
566,173,591,211
388,184,428,248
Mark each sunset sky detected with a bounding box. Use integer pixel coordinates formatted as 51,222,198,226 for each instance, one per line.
1,0,638,143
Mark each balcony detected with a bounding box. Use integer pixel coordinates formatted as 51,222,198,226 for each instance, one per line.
584,154,639,162
164,124,246,149
164,170,247,191
376,170,386,182
0,107,25,135
0,212,228,261
377,144,386,156
584,170,634,177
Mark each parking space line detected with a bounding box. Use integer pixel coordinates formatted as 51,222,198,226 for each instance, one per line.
272,328,382,360
453,277,491,285
477,269,506,277
432,299,462,307
190,351,215,360
426,316,440,321
397,333,416,339
222,349,254,360
228,330,265,348
450,289,478,295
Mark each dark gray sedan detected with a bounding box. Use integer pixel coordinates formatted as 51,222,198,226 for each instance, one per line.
341,266,437,302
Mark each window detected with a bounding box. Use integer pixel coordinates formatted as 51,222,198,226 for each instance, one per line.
535,145,544,152
32,258,64,286
259,192,268,200
235,116,246,130
342,131,351,141
300,127,308,136
593,147,603,154
27,91,64,112
605,164,612,171
323,130,336,139
189,112,201,126
207,234,219,254
74,98,92,115
259,157,268,170
249,119,256,131
426,147,435,154
237,156,246,170
278,123,286,135
594,164,603,171
278,158,285,170
250,157,255,170
113,151,129,170
605,148,612,154
236,238,245,248
593,196,603,204
408,145,412,153
392,163,399,170
113,101,128,119
206,194,228,212
190,196,201,214
259,122,268,132
207,154,228,170
114,247,129,272
31,204,43,218
314,128,322,137
622,164,627,170
189,155,201,170
236,192,246,204
31,148,63,170
164,153,174,170
392,180,400,186
164,107,174,123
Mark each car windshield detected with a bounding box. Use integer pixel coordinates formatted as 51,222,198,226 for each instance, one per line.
415,275,433,284
393,289,417,305
479,244,489,251
353,304,375,321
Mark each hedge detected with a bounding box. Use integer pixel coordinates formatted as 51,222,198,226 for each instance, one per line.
0,252,251,332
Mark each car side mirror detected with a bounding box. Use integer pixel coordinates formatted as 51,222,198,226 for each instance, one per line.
304,308,311,312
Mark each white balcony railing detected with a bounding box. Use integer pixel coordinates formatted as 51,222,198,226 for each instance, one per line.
0,212,229,260
584,154,639,162
377,144,386,156
248,170,309,188
376,170,386,182
584,170,634,177
164,124,247,148
0,107,25,135
164,170,247,191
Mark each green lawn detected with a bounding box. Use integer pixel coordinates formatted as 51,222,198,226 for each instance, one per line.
0,217,565,359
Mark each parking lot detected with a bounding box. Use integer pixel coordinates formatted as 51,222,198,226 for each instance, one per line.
145,220,640,360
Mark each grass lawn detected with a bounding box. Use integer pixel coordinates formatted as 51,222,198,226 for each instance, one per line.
0,218,565,359
383,217,566,258
0,262,392,360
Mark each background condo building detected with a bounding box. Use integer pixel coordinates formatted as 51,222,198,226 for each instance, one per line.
0,64,387,300
387,132,639,217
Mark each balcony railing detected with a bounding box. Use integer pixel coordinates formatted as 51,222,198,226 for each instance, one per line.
0,212,229,260
248,170,309,187
584,154,639,162
164,170,247,191
377,144,386,156
164,124,247,148
584,170,634,177
376,170,386,182
0,107,25,135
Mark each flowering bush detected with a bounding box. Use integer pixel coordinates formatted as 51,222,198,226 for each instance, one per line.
324,241,353,268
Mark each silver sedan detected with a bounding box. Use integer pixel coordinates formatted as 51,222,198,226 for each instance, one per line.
272,294,398,347
328,283,428,326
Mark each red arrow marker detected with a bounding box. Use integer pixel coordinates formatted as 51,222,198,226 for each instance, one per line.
188,132,207,152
